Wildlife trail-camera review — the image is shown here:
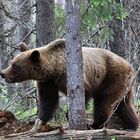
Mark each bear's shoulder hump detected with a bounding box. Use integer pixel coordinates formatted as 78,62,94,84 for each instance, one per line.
46,39,66,51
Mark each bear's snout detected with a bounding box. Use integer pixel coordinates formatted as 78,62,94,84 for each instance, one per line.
0,71,5,78
0,71,14,83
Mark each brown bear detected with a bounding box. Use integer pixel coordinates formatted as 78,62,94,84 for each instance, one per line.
0,39,139,131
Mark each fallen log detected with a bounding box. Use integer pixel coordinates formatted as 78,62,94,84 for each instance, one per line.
1,128,140,140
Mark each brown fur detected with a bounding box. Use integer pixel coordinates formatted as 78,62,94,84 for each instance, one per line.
0,39,139,130
18,42,29,52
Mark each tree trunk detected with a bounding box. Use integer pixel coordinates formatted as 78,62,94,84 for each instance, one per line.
122,0,140,100
36,0,55,47
65,0,86,130
108,0,128,59
123,0,140,68
15,0,32,108
108,0,140,111
35,0,55,114
0,0,5,70
16,0,31,44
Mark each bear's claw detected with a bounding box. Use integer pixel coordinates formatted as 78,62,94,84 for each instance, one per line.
29,118,43,132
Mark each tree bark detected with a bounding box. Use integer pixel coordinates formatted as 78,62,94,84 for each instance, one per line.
36,0,55,47
108,1,128,59
0,0,6,70
123,0,140,67
16,0,31,44
122,0,140,100
15,0,32,107
65,0,86,130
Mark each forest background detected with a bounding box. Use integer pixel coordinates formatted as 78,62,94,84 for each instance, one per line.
0,0,140,124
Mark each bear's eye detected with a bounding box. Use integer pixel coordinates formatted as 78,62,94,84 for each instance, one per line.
12,64,18,70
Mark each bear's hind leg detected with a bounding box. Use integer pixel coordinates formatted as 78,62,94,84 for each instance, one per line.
91,95,114,129
116,90,139,131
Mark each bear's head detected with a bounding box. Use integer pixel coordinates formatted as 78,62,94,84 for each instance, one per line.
0,43,42,83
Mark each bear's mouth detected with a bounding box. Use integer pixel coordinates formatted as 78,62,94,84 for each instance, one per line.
5,78,14,83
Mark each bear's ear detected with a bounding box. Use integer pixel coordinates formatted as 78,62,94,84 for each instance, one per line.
30,50,40,62
18,42,29,52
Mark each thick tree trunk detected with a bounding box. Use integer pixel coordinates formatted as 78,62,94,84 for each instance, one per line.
65,0,86,130
36,0,55,47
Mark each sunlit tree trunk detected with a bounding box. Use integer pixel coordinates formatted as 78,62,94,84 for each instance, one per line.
65,0,86,130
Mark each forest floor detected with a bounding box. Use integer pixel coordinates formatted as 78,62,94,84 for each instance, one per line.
0,110,140,139
0,111,61,136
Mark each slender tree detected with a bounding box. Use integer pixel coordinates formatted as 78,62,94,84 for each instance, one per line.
36,0,55,47
15,0,32,107
65,0,86,130
0,0,5,70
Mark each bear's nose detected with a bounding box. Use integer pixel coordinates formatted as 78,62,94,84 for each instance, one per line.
0,71,5,78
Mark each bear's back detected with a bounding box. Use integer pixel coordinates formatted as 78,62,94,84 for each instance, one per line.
40,40,132,94
82,47,132,92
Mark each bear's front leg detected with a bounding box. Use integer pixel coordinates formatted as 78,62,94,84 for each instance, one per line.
30,81,59,132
